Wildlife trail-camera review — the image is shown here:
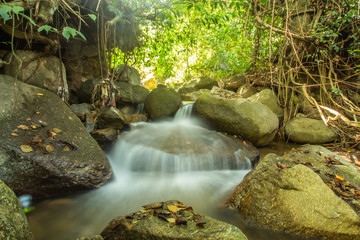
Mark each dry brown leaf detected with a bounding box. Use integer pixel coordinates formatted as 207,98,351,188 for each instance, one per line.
63,146,70,152
35,111,40,115
20,145,33,153
26,118,31,121
46,145,54,153
11,133,18,136
17,125,29,130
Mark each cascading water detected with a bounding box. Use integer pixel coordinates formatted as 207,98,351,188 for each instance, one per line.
28,102,258,240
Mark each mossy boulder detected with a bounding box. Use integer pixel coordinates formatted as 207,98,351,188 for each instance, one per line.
0,179,34,239
178,76,218,95
248,89,284,119
194,92,279,146
0,74,112,198
114,82,149,105
144,85,182,120
227,145,360,239
285,115,338,144
101,200,247,240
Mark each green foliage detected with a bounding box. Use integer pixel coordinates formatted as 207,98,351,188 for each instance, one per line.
62,26,86,41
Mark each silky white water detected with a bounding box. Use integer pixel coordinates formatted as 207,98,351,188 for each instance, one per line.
28,103,255,240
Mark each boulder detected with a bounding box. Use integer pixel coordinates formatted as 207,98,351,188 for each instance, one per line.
178,76,218,95
285,115,338,144
90,128,118,146
248,89,284,119
181,89,210,101
4,50,68,100
70,103,91,121
194,92,279,146
0,179,34,240
236,85,257,98
0,75,112,198
144,85,182,120
101,200,247,240
77,236,103,240
114,64,141,85
96,106,127,130
224,74,247,91
210,86,239,99
129,114,147,123
115,82,149,105
227,145,360,239
78,79,100,103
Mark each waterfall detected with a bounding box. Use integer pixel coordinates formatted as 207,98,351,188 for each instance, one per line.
174,101,194,120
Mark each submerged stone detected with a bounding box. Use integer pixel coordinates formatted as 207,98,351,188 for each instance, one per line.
101,200,247,240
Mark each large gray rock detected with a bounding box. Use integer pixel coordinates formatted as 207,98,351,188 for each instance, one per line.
144,85,182,120
248,89,284,119
96,106,126,130
181,89,210,101
114,64,141,85
227,145,360,239
285,115,338,144
194,92,279,146
114,82,149,105
0,75,112,198
0,179,34,239
178,76,218,95
224,74,247,91
78,79,100,103
101,200,247,240
4,50,68,100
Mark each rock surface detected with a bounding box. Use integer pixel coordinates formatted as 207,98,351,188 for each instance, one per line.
101,200,247,240
4,50,68,100
224,74,247,91
285,115,338,144
115,82,149,105
0,74,112,198
144,85,182,120
248,89,284,119
194,92,279,146
96,106,127,130
227,145,360,240
78,78,100,103
236,85,257,98
90,128,118,146
0,179,34,240
114,64,141,85
178,76,218,95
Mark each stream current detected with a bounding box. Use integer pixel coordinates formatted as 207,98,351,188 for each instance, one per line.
27,103,304,240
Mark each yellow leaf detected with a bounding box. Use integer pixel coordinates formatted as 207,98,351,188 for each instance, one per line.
37,93,44,96
63,146,70,152
31,125,37,129
11,133,18,136
46,145,54,153
17,125,29,130
52,128,62,133
140,209,151,213
20,145,33,153
166,218,176,223
167,204,185,213
336,175,344,181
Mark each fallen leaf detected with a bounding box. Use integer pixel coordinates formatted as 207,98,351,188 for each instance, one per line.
32,135,44,143
167,205,179,213
52,128,62,133
336,175,344,181
20,145,33,153
46,145,54,153
140,209,151,213
11,133,18,136
175,217,187,225
166,218,176,223
26,118,31,121
63,146,70,152
17,125,29,130
31,125,37,129
35,111,40,115
36,93,44,96
143,202,163,210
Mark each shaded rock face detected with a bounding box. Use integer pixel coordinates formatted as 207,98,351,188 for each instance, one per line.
78,78,100,103
178,76,218,95
114,64,141,85
224,74,247,91
144,85,182,120
4,50,68,100
0,179,34,240
227,145,360,240
96,106,126,130
285,115,338,144
90,128,118,146
0,75,112,198
101,200,247,240
114,82,149,105
236,85,257,98
248,89,284,119
194,92,279,146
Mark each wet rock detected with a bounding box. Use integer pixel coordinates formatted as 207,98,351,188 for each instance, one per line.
96,106,126,130
194,92,279,146
114,82,149,105
0,179,34,240
114,64,140,85
78,78,100,103
4,50,68,100
285,115,338,144
86,113,96,132
236,85,257,98
224,74,247,91
70,103,91,121
178,76,218,95
118,104,135,123
101,200,247,240
227,145,360,240
91,129,118,146
248,89,284,119
144,85,182,120
0,74,112,198
129,114,147,123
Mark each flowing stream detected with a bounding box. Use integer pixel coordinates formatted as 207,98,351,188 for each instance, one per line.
27,103,302,240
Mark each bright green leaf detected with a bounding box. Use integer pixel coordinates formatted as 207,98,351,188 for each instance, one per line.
38,25,52,34
12,6,24,14
88,14,96,22
76,31,87,41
